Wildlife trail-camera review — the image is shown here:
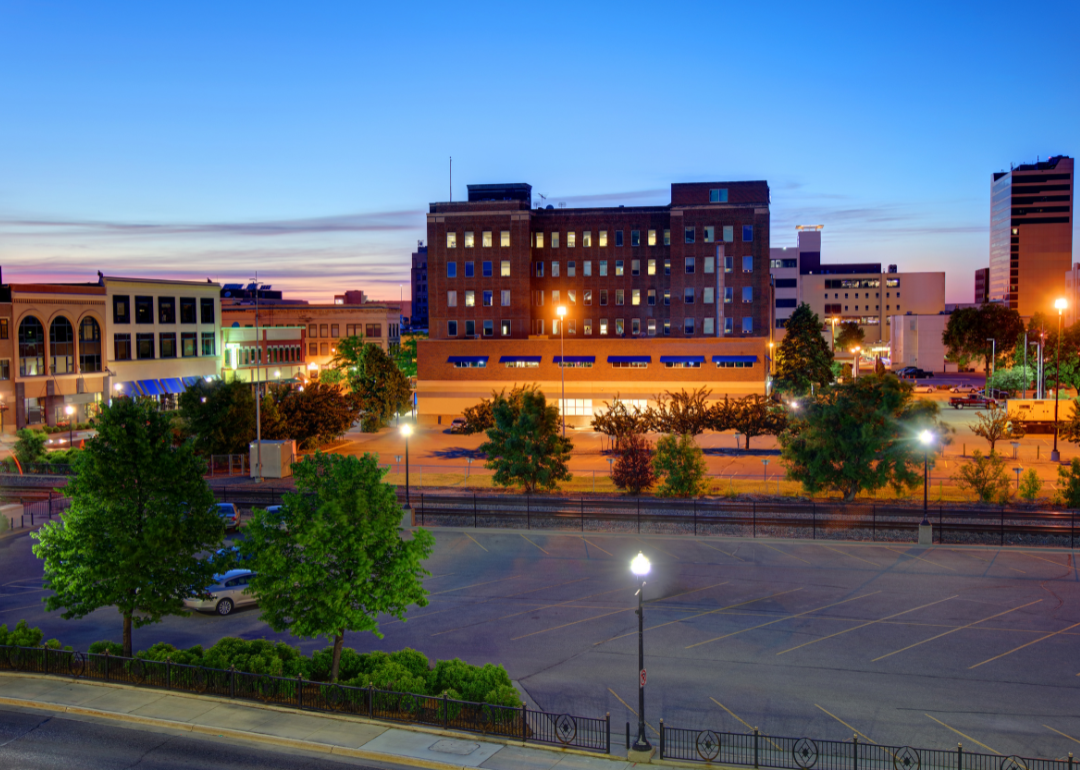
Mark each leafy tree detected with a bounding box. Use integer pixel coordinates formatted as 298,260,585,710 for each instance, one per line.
32,399,223,657
332,336,412,431
178,379,255,456
479,389,572,493
592,396,650,451
259,392,289,441
1018,469,1042,502
773,303,834,395
460,385,538,435
646,387,713,436
970,403,1023,453
611,432,655,494
942,304,1025,374
987,366,1035,395
273,382,360,449
953,450,1009,505
241,452,435,681
1038,322,1080,395
14,428,47,467
715,395,788,450
875,357,887,376
395,334,422,379
1057,399,1080,445
1056,458,1080,508
945,348,974,371
318,368,347,386
653,434,708,498
779,374,943,501
835,321,865,352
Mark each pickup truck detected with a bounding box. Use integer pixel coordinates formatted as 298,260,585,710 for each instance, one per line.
948,395,997,409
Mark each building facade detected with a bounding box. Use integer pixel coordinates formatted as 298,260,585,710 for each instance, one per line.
888,313,948,372
989,155,1074,316
974,267,989,304
220,325,308,385
411,242,429,331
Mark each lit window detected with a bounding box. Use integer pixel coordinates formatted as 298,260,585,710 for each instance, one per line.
583,231,592,247
568,320,576,334
599,230,608,247
647,319,656,336
569,290,576,304
600,319,608,335
552,232,560,248
501,320,511,335
567,231,576,248
447,232,457,248
648,229,656,246
465,231,475,248
584,319,592,335
501,230,510,247
631,230,640,247
663,229,670,246
664,289,671,306
552,290,560,304
552,261,560,277
632,289,640,306
664,259,671,276
615,319,624,335
501,260,510,277
685,227,695,244
465,291,475,307
648,259,656,276
482,231,492,247
615,260,624,276
535,232,544,248
664,319,671,336
704,226,714,243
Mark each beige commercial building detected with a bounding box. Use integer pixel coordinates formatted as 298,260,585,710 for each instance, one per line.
888,313,949,372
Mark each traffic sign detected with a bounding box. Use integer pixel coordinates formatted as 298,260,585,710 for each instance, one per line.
640,669,647,687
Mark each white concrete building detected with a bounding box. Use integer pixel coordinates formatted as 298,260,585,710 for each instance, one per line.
888,313,948,372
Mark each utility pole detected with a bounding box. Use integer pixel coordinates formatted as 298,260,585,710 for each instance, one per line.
253,274,264,483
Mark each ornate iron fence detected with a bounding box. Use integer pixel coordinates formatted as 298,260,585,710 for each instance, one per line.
660,724,1073,770
0,644,609,753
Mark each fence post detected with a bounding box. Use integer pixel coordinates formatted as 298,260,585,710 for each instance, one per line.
581,498,584,532
104,649,110,682
873,505,876,541
421,493,425,526
813,504,816,540
939,506,944,545
166,658,171,689
606,712,610,755
753,502,757,538
1073,511,1076,550
521,702,527,742
957,743,962,770
626,722,630,751
853,734,858,770
298,674,303,710
659,718,664,759
637,498,641,534
368,684,374,717
1067,752,1072,770
754,727,760,768
527,495,531,530
694,499,697,537
474,493,477,529
1000,509,1004,546
443,692,449,728
230,665,236,699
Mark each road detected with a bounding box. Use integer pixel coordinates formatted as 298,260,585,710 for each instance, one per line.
3,527,1079,758
0,705,393,769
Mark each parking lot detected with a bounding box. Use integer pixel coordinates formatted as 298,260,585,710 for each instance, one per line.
2,527,1078,758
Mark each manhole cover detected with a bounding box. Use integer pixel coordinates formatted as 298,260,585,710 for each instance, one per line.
430,739,480,756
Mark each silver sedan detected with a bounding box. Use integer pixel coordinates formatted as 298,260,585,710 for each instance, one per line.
183,569,257,616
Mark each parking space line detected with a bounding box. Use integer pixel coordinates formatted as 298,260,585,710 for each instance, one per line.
1012,551,1070,568
759,542,812,565
777,596,957,656
427,580,607,637
581,537,613,556
686,591,880,650
520,535,549,555
924,714,1000,754
463,533,488,552
425,573,457,580
598,587,800,646
430,575,525,595
969,621,1080,669
819,544,881,567
502,576,592,598
512,606,633,640
608,688,660,736
814,704,875,744
884,546,957,572
698,541,745,562
709,698,781,751
872,600,1043,661
948,550,1025,573
0,603,47,615
1043,725,1080,746
637,538,680,560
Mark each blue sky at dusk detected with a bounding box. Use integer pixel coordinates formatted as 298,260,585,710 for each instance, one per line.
1,1,1076,303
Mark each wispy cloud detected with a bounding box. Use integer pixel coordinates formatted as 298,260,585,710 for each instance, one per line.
551,188,669,206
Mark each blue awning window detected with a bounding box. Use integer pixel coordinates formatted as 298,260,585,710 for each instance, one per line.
181,376,201,388
713,355,758,364
607,356,652,364
448,356,487,368
499,356,542,363
114,381,140,397
554,356,596,364
160,378,186,394
137,379,165,396
660,355,706,364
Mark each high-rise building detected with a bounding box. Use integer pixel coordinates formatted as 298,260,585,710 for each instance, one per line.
989,155,1073,316
410,242,428,331
974,267,989,304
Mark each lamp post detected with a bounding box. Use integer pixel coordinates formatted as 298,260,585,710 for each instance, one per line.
1052,298,1067,462
557,306,567,437
852,346,861,379
830,317,838,352
630,552,651,753
401,423,413,510
252,274,264,483
986,337,996,393
767,341,774,396
919,430,933,526
65,405,75,447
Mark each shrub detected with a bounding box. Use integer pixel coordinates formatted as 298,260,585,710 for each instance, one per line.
953,450,1009,505
1018,469,1042,501
88,640,124,656
136,642,205,666
14,429,47,467
1057,458,1080,509
611,433,655,495
200,637,306,677
653,434,707,498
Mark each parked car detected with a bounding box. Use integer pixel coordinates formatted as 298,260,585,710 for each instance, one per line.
950,384,979,393
183,569,257,616
893,366,916,376
449,418,468,434
912,384,935,393
907,368,934,379
217,503,240,531
949,394,997,409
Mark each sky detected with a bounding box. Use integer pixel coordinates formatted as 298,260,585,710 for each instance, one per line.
1,0,1077,304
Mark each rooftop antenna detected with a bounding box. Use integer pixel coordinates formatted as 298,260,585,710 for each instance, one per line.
449,156,452,202
538,193,547,209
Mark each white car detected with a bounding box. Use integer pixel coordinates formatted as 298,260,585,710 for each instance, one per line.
912,384,935,394
183,569,257,616
950,385,979,394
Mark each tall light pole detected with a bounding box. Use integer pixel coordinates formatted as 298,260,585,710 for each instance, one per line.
557,306,567,437
65,405,75,447
986,338,996,393
252,275,264,483
919,430,933,525
401,423,413,510
1051,298,1067,462
852,346,861,379
630,552,651,753
1023,332,1029,399
830,317,839,352
767,341,774,396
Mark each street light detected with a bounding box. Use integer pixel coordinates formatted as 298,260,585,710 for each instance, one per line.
1052,298,1067,462
830,317,839,352
401,423,413,510
65,405,75,447
986,338,996,390
629,552,651,753
852,346,861,379
919,430,933,525
557,306,567,437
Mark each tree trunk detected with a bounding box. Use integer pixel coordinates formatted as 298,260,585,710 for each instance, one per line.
122,612,132,658
330,630,344,682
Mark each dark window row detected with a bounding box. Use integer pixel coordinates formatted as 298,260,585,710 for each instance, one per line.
113,295,215,325
112,332,214,360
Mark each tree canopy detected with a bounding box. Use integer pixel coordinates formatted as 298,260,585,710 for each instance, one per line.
653,434,708,498
591,396,650,451
479,389,572,493
272,381,361,449
773,303,834,395
331,336,413,431
647,387,714,436
835,321,865,352
178,379,256,455
714,395,789,450
942,304,1025,374
32,398,223,656
241,452,434,681
395,334,422,379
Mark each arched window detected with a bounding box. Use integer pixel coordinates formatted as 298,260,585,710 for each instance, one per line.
79,316,102,373
50,317,75,375
18,316,45,376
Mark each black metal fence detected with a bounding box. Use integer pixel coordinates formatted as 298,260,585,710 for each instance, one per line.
660,723,1073,770
0,644,609,753
3,494,70,533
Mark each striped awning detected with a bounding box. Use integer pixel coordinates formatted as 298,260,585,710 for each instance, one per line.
114,381,140,397
160,378,186,394
660,355,706,364
181,376,201,388
137,379,164,396
713,355,759,364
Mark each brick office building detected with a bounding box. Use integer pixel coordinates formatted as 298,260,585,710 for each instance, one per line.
417,181,772,425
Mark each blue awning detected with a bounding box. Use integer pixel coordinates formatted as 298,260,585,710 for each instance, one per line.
137,379,165,396
448,356,488,364
499,356,542,363
713,355,759,364
114,381,140,397
660,355,706,364
607,356,651,364
181,376,201,388
160,378,186,394
554,356,595,364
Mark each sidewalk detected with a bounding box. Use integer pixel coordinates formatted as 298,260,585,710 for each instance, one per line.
0,672,645,770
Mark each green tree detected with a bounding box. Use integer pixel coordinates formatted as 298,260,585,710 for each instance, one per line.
260,392,289,440
715,395,788,450
14,428,47,468
1018,469,1042,502
274,381,360,449
653,433,708,498
395,334,422,379
953,450,1009,505
1056,458,1080,508
461,385,538,435
479,389,572,493
611,432,655,494
32,399,223,657
942,304,1025,374
1057,399,1080,445
241,452,435,682
987,365,1035,394
646,387,713,436
835,321,865,352
178,379,255,456
332,336,413,431
970,403,1023,453
592,395,650,451
779,374,942,501
773,303,834,395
